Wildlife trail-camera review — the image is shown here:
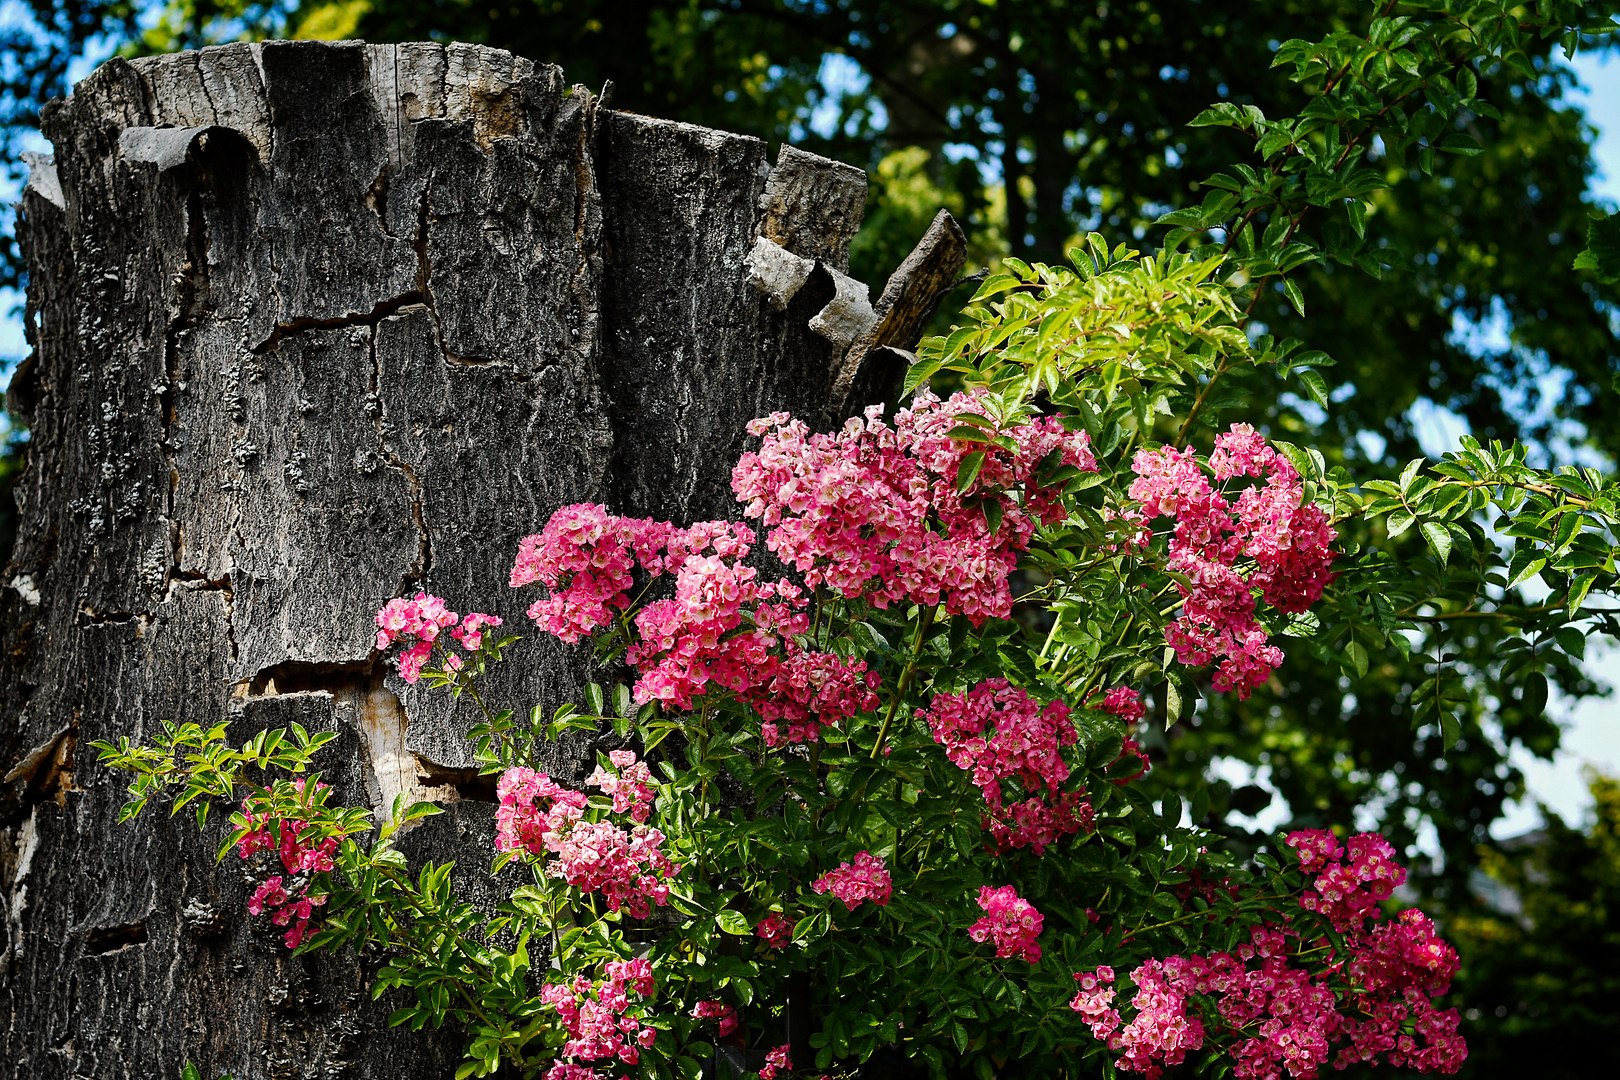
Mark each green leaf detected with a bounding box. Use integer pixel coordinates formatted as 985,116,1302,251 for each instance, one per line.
715,909,750,935
956,450,987,492
1567,572,1598,616
1420,520,1452,565
1347,199,1367,238
1296,368,1329,407
1439,709,1460,752
1189,784,1211,825
1522,672,1549,718
1283,277,1306,316
982,498,1004,536
1573,209,1620,284
1345,640,1369,680
945,424,997,444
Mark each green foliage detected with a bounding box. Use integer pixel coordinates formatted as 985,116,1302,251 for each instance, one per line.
1573,207,1620,283
1447,773,1620,1077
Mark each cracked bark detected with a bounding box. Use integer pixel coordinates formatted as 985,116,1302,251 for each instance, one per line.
0,39,959,1080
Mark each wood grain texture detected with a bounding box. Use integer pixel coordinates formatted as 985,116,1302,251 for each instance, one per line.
0,39,910,1079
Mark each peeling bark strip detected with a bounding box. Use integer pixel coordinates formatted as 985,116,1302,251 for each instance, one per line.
0,39,959,1080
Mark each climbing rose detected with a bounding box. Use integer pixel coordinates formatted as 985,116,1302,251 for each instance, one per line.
760,1044,793,1080
968,885,1044,962
374,592,469,682
495,766,675,918
812,851,892,910
922,679,1093,853
511,505,878,731
539,958,659,1074
1072,836,1466,1077
732,390,1096,623
586,750,657,823
691,999,739,1036
450,611,503,651
1128,425,1336,698
1099,686,1151,785
755,912,792,949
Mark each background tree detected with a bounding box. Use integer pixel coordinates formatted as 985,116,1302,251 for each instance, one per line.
1443,772,1620,1078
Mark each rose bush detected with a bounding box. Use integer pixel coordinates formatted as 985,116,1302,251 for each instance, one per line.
100,378,1544,1079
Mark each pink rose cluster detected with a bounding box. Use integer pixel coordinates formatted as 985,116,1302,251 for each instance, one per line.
1069,961,1205,1078
495,756,676,919
691,999,740,1037
1127,424,1336,698
586,749,656,822
921,678,1094,854
1099,686,1151,786
968,885,1044,963
246,876,326,949
1287,829,1411,932
1070,833,1465,1079
811,850,892,911
510,503,878,741
374,592,503,683
235,780,341,948
539,957,659,1078
755,912,792,949
759,1044,793,1080
731,390,1097,625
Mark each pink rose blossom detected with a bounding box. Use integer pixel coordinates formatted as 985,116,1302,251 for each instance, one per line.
691,999,739,1037
755,912,792,949
921,679,1093,853
968,885,1044,962
811,851,892,911
1073,837,1466,1077
760,1044,793,1080
1129,426,1336,699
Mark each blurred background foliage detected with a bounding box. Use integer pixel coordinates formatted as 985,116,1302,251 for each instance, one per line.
3,0,1618,1073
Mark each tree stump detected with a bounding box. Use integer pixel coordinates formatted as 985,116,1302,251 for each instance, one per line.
0,40,964,1079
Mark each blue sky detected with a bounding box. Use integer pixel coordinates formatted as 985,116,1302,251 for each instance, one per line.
1,35,1617,835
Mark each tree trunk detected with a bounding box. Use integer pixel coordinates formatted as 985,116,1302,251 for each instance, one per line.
0,41,963,1080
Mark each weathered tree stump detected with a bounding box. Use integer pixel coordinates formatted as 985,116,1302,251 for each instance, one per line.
0,40,963,1080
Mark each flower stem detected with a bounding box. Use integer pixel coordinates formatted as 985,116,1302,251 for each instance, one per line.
870,605,937,759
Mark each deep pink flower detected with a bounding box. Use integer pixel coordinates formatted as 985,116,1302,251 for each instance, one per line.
1074,838,1467,1077
811,851,892,910
756,912,792,949
692,999,739,1037
374,592,460,682
921,679,1092,853
968,885,1044,962
496,767,675,918
760,1044,793,1080
1128,426,1337,700
733,392,1097,625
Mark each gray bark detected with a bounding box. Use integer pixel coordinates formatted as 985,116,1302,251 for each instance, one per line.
0,40,963,1080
